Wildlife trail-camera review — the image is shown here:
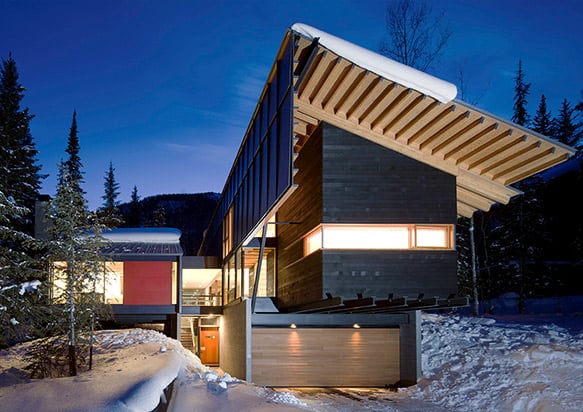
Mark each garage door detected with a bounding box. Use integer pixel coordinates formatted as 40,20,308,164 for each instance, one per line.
251,327,400,387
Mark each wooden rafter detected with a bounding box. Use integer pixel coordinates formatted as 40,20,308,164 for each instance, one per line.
290,31,575,218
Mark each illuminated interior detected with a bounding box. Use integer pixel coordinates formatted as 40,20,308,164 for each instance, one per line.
221,215,277,305
182,268,222,306
52,261,178,305
304,224,454,255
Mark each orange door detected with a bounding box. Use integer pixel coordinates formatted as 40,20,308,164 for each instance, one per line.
199,327,219,365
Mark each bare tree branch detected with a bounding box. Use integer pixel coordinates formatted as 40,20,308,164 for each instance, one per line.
379,0,451,72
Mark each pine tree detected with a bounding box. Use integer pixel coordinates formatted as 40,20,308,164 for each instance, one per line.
152,203,167,227
41,163,109,377
532,94,553,136
98,161,123,228
488,177,548,313
0,54,44,235
511,60,531,127
456,216,476,310
0,191,47,347
64,110,84,195
553,98,582,150
127,185,142,227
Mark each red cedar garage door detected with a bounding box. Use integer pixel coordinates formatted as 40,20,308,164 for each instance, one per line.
251,328,400,387
123,261,172,305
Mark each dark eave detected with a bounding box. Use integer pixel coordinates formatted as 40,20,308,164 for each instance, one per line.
284,294,470,315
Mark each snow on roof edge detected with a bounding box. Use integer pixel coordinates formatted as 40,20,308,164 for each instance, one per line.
102,228,182,243
291,23,457,104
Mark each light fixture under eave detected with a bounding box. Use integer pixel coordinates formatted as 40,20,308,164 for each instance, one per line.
290,323,297,329
353,323,361,329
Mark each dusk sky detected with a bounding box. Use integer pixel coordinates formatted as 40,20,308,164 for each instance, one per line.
1,0,582,210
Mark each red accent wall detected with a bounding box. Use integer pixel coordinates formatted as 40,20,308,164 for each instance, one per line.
123,261,172,305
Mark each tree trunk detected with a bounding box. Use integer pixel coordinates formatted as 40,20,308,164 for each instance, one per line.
68,344,77,376
68,258,77,376
470,214,480,315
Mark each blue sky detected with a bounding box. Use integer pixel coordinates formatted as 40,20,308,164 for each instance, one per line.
1,0,582,210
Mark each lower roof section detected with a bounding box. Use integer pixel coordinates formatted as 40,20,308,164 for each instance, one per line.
100,227,183,257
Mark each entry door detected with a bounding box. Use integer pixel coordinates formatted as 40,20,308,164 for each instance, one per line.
199,327,219,365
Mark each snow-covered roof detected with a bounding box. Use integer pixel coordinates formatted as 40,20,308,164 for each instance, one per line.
101,228,181,243
291,23,457,103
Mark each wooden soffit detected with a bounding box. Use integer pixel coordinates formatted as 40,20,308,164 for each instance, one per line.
289,28,575,218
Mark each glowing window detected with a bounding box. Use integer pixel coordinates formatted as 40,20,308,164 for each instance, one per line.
415,226,450,248
323,226,409,249
303,224,453,256
304,227,323,255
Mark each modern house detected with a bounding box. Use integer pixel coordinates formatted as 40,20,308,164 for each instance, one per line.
49,23,574,387
192,23,574,387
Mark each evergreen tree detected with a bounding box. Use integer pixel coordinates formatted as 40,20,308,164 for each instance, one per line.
511,60,531,127
152,203,167,227
488,177,548,313
456,216,476,310
532,94,553,136
127,185,142,227
0,191,47,347
457,211,498,315
64,110,84,194
0,54,44,234
39,162,109,377
98,161,123,228
553,98,582,151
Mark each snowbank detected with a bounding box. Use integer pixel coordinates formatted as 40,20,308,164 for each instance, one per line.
1,308,582,411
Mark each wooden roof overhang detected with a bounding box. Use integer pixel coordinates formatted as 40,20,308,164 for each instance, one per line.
288,27,575,218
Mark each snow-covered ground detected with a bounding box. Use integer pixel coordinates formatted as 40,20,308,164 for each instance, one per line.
1,297,581,412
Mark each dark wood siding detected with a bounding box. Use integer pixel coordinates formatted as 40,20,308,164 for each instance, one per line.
276,123,458,308
322,250,458,300
321,124,456,224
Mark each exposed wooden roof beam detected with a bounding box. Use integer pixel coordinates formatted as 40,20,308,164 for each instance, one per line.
290,30,575,217
311,57,351,109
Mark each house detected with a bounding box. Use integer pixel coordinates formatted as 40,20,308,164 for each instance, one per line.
48,227,185,337
47,23,574,387
78,228,223,365
192,23,574,387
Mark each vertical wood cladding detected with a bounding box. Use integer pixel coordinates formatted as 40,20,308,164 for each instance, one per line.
277,123,458,309
276,126,324,308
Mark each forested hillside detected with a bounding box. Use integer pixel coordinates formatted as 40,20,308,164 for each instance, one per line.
118,192,219,255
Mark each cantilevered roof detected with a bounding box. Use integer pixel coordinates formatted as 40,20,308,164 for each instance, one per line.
289,23,575,218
